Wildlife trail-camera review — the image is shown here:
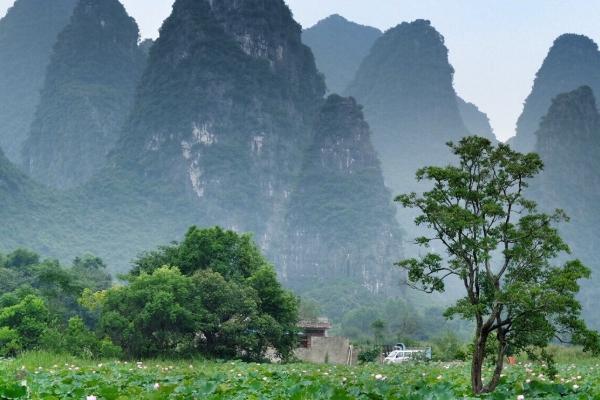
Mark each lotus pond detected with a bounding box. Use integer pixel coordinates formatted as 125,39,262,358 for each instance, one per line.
0,352,599,399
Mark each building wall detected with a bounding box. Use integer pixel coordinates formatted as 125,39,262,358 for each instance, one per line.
294,336,353,365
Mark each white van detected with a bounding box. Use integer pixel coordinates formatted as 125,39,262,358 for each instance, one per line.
384,350,411,364
384,347,432,364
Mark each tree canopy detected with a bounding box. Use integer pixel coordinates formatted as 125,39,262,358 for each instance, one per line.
397,136,600,394
0,249,115,357
103,226,299,360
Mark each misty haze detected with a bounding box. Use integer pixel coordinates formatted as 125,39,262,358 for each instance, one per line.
0,0,599,398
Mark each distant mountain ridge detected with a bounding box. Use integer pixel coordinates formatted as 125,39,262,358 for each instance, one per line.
0,0,77,164
346,19,470,195
512,34,600,152
23,0,147,189
302,14,382,94
0,0,402,304
532,85,600,329
304,16,497,148
457,97,496,142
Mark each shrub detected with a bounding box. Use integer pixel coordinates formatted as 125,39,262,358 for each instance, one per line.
358,346,381,364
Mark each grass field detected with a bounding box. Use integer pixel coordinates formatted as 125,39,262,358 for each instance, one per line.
0,351,599,399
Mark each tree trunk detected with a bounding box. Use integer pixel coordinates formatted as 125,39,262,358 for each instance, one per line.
471,329,488,394
483,331,508,392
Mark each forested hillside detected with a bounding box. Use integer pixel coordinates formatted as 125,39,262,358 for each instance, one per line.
23,0,147,189
0,0,76,164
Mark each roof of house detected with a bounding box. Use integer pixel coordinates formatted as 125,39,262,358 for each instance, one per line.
298,320,332,330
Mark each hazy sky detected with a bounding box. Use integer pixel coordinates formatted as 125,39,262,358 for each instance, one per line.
2,0,600,141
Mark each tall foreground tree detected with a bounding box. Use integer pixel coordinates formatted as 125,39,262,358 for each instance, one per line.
397,137,599,394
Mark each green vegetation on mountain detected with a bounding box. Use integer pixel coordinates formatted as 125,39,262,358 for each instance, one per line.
302,14,382,94
279,95,401,294
512,34,600,152
23,0,147,189
1,1,402,305
0,144,189,274
0,0,76,164
111,0,325,240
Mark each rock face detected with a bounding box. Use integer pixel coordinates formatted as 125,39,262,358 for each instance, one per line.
457,97,496,142
22,0,147,189
302,14,382,94
346,20,470,195
0,0,77,164
533,86,600,328
112,0,326,243
279,95,401,294
512,34,600,152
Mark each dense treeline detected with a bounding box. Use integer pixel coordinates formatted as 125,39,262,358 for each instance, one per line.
0,227,299,361
0,225,468,362
0,250,116,357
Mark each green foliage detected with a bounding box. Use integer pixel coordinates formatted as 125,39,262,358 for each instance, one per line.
431,331,467,361
0,294,49,355
132,226,267,280
41,317,122,359
0,249,115,357
0,249,112,322
71,255,113,293
371,319,386,345
331,292,467,344
357,346,381,364
0,327,20,357
397,136,600,394
102,227,298,361
298,299,321,321
99,266,202,358
7,353,600,399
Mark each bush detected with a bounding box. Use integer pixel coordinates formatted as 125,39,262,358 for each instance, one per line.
0,294,50,353
431,331,467,361
0,327,21,356
358,346,381,364
41,317,122,359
